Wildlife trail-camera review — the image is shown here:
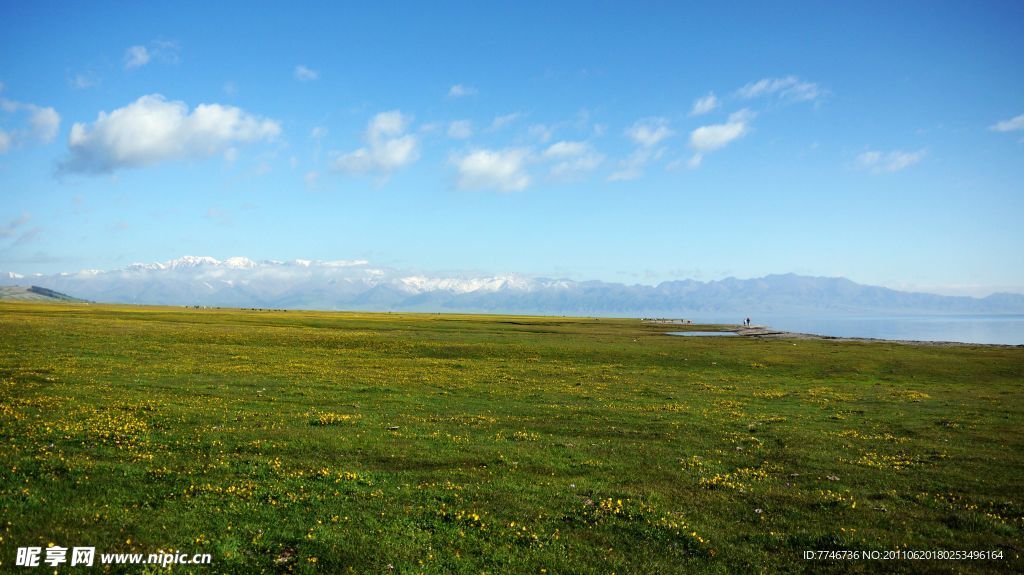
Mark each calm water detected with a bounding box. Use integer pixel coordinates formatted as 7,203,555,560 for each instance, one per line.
740,315,1024,345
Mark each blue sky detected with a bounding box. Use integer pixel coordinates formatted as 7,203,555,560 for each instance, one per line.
2,0,1023,296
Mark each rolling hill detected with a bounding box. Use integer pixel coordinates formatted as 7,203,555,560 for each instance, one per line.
0,285,89,303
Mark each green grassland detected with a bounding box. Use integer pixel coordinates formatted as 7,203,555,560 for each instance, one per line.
1,302,1022,573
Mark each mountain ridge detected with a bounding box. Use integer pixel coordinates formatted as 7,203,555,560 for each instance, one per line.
2,257,1022,316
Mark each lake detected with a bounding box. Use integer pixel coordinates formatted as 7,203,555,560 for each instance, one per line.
729,315,1024,345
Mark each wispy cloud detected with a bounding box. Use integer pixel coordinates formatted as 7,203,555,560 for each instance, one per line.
856,149,926,173
690,92,719,116
69,71,99,90
59,94,279,174
990,114,1024,132
543,141,589,159
447,120,473,139
294,65,319,82
737,75,822,102
331,110,419,177
448,84,477,98
123,40,179,70
452,148,531,191
28,108,60,143
11,227,41,246
543,140,603,180
123,45,150,69
528,124,554,143
0,98,61,153
490,113,521,131
0,213,40,247
624,117,673,147
608,147,664,181
204,207,234,226
608,118,672,181
304,170,319,189
686,109,754,168
0,214,31,239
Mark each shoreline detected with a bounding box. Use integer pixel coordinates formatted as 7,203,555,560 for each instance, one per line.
731,325,1024,348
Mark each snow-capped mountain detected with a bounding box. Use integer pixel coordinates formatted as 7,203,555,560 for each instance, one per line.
2,256,1023,316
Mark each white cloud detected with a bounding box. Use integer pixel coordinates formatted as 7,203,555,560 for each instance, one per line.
856,149,926,173
685,109,754,167
543,140,603,179
59,94,280,173
625,117,673,147
690,109,753,152
331,110,419,176
607,118,673,180
152,40,180,62
304,170,319,188
29,106,60,142
417,122,441,134
682,154,704,170
123,41,179,70
368,111,407,139
990,114,1024,132
70,72,99,89
543,141,589,159
294,65,319,81
490,113,521,131
690,92,719,116
0,98,61,153
447,120,473,139
607,147,664,181
737,76,822,101
452,148,531,191
528,124,554,143
123,45,150,69
448,84,477,98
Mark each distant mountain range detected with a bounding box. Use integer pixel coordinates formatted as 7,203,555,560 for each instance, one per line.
3,256,1023,316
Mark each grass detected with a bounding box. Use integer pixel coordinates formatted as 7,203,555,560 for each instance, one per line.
1,302,1021,573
